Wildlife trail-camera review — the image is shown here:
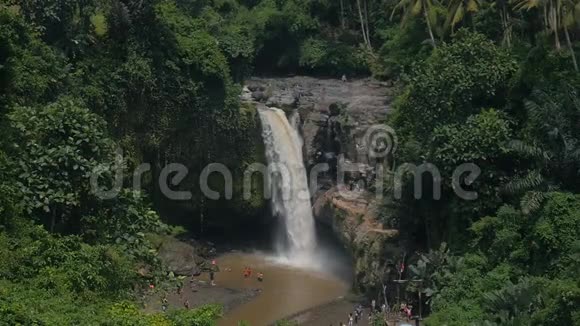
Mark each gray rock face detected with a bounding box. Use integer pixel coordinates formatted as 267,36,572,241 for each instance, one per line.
157,238,201,276
246,76,393,194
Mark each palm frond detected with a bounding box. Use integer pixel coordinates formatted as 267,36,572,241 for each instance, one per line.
503,169,545,194
520,191,546,214
508,140,549,160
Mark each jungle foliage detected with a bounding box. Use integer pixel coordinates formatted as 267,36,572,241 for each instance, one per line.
0,0,579,324
381,0,580,322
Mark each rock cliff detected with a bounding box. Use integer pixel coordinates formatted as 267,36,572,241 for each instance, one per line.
245,76,402,293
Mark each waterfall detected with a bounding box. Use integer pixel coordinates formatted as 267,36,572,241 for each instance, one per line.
258,107,317,266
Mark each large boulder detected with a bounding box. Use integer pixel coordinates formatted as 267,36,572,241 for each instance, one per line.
157,237,202,276
265,93,298,109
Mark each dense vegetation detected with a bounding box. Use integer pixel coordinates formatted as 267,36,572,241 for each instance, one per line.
380,1,580,325
0,0,579,324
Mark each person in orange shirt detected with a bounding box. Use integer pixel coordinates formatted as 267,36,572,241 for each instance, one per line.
243,266,253,278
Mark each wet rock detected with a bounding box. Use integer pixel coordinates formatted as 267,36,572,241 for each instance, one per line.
265,91,298,109
251,91,269,102
328,103,343,117
265,96,296,108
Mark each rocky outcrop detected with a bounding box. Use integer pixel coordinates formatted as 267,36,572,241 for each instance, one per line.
157,237,202,276
155,236,221,276
246,76,394,170
313,187,401,293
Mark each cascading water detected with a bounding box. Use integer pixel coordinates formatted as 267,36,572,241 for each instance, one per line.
258,107,317,266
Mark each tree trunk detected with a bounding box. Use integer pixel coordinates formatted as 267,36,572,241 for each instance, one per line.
356,0,369,48
503,7,512,47
340,0,345,29
50,208,56,233
364,0,372,49
564,24,578,71
501,7,512,47
200,195,205,234
551,3,561,49
424,6,437,48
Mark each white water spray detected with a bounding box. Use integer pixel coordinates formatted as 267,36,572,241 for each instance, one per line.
258,107,317,266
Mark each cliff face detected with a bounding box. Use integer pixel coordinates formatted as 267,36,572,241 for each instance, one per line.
245,76,401,293
159,102,269,232
313,187,400,293
246,76,395,169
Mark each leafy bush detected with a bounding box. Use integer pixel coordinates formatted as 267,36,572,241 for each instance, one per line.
375,21,432,78
299,37,368,75
393,30,517,140
8,98,117,231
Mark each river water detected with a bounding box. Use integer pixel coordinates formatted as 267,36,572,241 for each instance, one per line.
217,252,350,325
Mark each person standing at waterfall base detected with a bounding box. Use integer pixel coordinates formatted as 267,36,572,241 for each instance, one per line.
209,260,218,286
161,295,168,312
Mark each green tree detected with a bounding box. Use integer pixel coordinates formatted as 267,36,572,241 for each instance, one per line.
392,31,516,140
8,98,117,232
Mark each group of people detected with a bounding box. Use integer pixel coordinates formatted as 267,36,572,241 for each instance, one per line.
331,299,403,325
347,304,365,325
243,266,264,282
331,304,367,326
159,260,267,313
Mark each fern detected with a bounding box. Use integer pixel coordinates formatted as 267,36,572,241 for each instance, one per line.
482,279,538,324
508,140,549,160
519,191,545,215
503,170,544,195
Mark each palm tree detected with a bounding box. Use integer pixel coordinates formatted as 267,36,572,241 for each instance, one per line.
512,0,557,46
504,84,580,213
445,0,481,32
391,0,440,48
512,0,579,73
357,0,373,49
481,279,538,325
562,0,579,71
495,0,514,46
